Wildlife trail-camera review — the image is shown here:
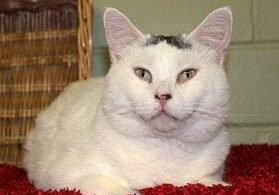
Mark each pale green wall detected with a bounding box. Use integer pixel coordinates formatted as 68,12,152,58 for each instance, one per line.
92,0,279,144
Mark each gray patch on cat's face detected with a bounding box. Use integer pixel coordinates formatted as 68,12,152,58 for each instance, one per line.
145,35,192,49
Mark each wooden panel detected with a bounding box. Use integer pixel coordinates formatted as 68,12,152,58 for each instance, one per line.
0,0,76,12
0,4,82,166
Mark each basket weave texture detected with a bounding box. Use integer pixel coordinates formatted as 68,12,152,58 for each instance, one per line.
0,0,92,166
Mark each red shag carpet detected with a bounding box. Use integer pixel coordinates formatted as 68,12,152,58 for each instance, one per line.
0,144,278,195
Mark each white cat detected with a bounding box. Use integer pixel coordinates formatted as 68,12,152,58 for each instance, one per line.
23,7,233,195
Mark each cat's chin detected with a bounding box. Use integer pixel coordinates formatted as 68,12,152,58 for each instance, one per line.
147,111,185,134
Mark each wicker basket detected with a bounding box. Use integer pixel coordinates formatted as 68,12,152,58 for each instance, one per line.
0,0,92,166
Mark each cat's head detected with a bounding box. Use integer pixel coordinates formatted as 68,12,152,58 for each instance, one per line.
103,7,232,137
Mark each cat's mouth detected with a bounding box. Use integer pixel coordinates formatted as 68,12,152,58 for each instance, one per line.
151,110,178,121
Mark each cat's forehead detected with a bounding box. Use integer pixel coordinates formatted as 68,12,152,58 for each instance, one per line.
140,34,196,64
137,35,217,68
130,41,199,77
121,34,215,72
138,36,197,66
145,35,192,50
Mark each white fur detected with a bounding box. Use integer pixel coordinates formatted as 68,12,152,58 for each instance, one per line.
24,7,232,195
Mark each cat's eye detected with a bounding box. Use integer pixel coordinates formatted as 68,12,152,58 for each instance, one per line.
134,68,152,83
177,68,197,83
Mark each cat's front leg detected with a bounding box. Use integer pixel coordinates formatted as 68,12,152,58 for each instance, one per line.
76,174,138,195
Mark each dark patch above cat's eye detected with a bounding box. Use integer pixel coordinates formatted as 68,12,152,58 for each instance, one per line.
145,35,192,49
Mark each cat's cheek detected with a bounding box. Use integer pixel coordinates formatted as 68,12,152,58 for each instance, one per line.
133,103,160,120
166,107,185,121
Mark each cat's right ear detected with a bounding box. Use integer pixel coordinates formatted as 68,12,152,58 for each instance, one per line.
188,7,232,53
104,8,144,63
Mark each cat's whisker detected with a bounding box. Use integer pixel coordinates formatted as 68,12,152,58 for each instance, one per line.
179,108,226,119
117,109,136,116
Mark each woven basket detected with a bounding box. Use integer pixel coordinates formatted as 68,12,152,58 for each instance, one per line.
0,0,92,166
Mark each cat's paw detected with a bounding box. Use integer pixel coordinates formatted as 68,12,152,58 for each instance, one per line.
77,174,138,195
197,177,231,187
82,187,138,195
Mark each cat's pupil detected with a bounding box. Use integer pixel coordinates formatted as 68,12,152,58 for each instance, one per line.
141,70,145,77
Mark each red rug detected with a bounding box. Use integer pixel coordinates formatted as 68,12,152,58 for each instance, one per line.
0,144,278,195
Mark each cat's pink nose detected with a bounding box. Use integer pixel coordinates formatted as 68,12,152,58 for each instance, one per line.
154,93,172,108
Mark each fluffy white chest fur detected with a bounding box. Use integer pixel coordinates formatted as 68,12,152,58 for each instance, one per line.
24,7,233,195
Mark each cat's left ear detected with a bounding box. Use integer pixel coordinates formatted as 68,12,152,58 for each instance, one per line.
104,8,144,63
188,7,232,52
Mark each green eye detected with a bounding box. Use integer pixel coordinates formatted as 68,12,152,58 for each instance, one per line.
134,68,152,83
177,68,197,83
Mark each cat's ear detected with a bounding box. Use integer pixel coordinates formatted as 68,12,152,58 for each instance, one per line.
104,8,144,63
188,7,232,52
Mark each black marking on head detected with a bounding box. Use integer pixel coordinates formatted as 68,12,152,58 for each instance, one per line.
145,35,192,49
